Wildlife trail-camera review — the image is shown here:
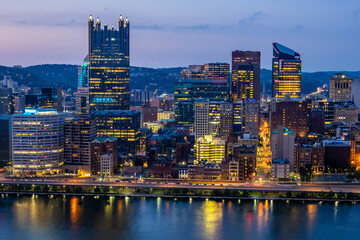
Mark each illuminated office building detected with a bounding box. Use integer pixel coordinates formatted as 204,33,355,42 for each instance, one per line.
233,102,243,133
25,88,63,112
93,110,140,154
219,102,234,136
64,115,96,172
88,16,130,111
204,63,230,80
231,51,260,101
181,63,230,81
272,42,302,98
329,73,352,101
180,65,204,79
194,135,225,164
174,79,228,126
209,102,221,136
12,109,64,174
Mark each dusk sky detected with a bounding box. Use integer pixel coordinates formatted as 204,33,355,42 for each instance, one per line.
0,0,359,72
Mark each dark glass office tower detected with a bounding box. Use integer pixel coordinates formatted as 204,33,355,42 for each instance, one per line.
88,16,130,111
231,51,260,102
272,42,301,98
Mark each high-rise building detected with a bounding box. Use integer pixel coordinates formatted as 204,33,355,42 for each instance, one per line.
174,78,228,126
88,16,130,111
271,100,309,137
64,115,96,173
181,63,230,81
194,99,210,139
12,109,64,173
0,115,11,163
219,102,234,136
272,42,302,98
93,110,141,154
231,51,260,101
78,56,89,88
244,99,260,138
0,88,10,114
329,73,353,101
25,88,63,112
271,125,295,172
204,63,230,80
75,87,90,115
233,102,243,134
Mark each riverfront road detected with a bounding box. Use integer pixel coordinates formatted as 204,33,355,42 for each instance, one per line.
1,178,360,193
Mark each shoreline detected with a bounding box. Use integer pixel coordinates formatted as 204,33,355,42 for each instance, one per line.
2,191,360,203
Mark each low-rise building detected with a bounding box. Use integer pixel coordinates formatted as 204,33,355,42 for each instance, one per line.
271,159,290,180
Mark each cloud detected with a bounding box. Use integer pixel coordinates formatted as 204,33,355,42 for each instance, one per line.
12,20,28,25
133,24,166,30
52,19,79,27
11,19,82,27
176,24,209,30
239,11,266,25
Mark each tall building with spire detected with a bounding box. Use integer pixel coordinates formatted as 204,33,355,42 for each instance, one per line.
272,42,302,98
88,15,130,111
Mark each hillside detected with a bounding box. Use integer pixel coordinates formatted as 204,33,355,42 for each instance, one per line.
0,64,359,94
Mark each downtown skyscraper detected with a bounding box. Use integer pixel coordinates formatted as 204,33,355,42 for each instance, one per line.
88,16,130,111
272,42,302,98
231,51,260,102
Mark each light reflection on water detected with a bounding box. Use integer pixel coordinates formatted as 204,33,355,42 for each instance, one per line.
0,196,359,240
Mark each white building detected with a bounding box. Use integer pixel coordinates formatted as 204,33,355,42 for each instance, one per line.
271,125,295,172
12,109,64,174
194,98,210,139
100,153,114,176
271,159,290,180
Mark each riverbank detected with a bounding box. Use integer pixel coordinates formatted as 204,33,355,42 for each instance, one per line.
2,189,360,203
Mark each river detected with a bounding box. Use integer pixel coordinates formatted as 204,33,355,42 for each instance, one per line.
0,195,359,240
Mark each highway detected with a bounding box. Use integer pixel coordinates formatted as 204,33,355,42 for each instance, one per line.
1,178,360,193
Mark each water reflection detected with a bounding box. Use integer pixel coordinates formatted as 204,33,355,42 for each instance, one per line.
196,200,223,240
70,196,81,227
1,196,360,240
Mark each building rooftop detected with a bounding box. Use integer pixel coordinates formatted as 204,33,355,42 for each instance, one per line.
272,159,289,164
273,42,300,59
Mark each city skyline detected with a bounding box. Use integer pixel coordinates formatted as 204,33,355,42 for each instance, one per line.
0,0,359,72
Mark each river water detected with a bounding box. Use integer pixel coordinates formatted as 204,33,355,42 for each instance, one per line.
0,195,359,240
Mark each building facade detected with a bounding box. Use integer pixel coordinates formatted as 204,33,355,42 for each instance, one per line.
93,110,141,154
64,115,96,173
231,51,261,101
12,109,64,173
272,42,302,98
88,16,130,111
329,73,352,101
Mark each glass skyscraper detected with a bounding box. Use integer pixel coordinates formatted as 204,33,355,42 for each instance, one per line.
231,51,260,102
272,42,302,98
88,16,130,111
